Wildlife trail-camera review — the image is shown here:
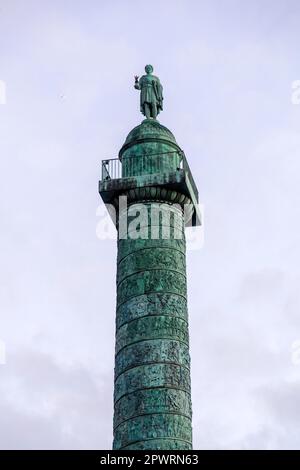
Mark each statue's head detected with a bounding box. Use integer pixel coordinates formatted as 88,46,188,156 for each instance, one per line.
145,64,153,74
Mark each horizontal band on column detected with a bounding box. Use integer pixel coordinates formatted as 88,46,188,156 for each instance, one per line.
114,384,192,408
118,436,192,450
114,363,191,404
115,316,189,353
115,335,189,358
117,246,186,270
113,410,192,431
117,266,186,288
116,313,189,333
117,247,186,283
113,413,192,450
116,292,188,330
114,359,191,384
117,238,186,262
113,387,192,429
117,291,187,311
117,271,187,306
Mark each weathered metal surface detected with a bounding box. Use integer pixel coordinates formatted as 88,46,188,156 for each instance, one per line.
111,119,194,450
134,65,163,120
99,119,200,227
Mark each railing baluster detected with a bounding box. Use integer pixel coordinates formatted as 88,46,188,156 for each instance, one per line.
101,150,191,184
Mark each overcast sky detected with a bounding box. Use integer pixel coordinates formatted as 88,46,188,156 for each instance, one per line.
0,0,300,449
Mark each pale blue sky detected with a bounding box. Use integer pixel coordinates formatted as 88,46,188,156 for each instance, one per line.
0,0,300,449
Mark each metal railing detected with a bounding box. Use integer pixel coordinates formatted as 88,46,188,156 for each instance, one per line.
100,151,198,201
181,152,199,201
101,158,121,180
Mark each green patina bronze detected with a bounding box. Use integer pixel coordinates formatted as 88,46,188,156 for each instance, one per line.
98,67,200,450
134,65,163,120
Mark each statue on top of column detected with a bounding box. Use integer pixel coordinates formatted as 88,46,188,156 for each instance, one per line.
134,65,163,120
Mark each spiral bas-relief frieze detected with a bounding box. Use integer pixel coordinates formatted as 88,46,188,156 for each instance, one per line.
113,201,192,450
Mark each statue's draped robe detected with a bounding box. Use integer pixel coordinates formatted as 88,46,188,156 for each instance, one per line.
138,74,163,116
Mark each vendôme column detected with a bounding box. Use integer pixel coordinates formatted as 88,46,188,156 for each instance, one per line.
98,65,200,450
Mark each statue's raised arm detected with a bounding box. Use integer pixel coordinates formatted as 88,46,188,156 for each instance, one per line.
134,75,140,90
134,64,163,120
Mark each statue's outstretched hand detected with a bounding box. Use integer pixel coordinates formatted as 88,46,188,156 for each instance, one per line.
134,75,139,82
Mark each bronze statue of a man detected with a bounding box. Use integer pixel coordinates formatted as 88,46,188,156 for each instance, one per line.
134,65,163,120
